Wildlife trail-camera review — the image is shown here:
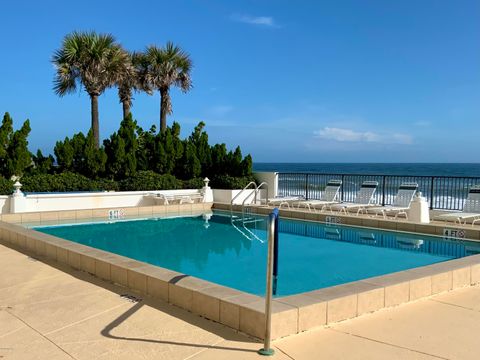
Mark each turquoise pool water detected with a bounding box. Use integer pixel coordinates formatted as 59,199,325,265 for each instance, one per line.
35,212,477,296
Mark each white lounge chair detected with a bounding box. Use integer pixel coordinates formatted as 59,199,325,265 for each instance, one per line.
267,195,305,209
366,183,418,219
295,179,342,212
434,185,480,226
328,181,379,215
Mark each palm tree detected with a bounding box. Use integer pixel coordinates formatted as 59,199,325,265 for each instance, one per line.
116,52,152,119
52,31,129,147
142,42,192,133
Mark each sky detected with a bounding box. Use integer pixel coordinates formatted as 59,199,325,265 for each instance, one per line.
0,0,479,163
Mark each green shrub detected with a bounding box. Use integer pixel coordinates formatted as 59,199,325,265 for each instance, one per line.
210,175,256,189
91,178,119,191
0,177,13,195
181,177,204,189
21,172,117,193
119,171,181,191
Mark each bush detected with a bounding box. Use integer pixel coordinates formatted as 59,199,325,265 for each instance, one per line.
181,177,204,189
210,175,256,189
119,171,181,191
0,177,13,195
21,172,118,193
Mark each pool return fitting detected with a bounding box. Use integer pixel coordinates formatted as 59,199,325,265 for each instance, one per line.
258,207,279,356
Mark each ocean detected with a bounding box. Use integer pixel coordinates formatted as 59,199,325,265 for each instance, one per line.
253,163,480,178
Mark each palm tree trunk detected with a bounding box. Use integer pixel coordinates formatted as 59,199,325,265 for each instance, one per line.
160,88,168,133
122,101,130,120
91,94,100,148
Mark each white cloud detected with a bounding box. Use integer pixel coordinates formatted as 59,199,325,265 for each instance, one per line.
231,14,277,27
314,127,413,145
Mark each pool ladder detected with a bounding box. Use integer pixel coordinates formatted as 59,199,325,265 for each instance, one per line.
230,181,268,242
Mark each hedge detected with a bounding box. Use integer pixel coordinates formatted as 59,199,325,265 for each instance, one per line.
209,175,257,189
0,173,255,195
0,177,14,195
20,172,118,193
119,171,181,191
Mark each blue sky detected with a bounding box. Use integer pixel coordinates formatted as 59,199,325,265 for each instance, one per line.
0,0,479,162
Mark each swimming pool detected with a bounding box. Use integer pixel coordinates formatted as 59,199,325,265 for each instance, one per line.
35,211,478,297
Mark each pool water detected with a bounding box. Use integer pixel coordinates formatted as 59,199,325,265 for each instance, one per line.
35,212,477,296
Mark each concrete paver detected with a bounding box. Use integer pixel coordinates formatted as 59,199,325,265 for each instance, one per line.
275,327,441,360
0,310,72,360
431,285,480,312
332,298,480,360
1,242,480,360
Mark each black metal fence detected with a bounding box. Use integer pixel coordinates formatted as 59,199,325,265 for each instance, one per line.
277,173,480,210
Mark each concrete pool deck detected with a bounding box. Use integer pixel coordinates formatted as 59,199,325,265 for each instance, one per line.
1,243,480,360
2,204,480,340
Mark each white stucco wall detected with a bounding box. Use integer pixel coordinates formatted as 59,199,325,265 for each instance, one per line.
253,172,278,198
213,189,266,204
2,189,204,214
0,196,10,214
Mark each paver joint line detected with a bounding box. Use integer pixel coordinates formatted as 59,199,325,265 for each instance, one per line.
44,302,131,336
429,298,480,313
5,308,77,360
271,345,296,360
328,328,450,360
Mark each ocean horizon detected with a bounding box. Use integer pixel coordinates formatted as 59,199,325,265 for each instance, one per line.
253,163,480,178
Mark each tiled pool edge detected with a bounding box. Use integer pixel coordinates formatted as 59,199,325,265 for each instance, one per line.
215,202,480,241
0,203,478,341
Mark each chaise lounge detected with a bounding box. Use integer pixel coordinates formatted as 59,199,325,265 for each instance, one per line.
295,179,342,212
434,185,480,226
366,182,418,219
328,180,379,215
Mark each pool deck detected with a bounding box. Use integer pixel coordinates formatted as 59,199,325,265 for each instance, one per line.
1,243,479,360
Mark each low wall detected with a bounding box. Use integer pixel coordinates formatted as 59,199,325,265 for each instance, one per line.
0,196,10,214
2,189,204,214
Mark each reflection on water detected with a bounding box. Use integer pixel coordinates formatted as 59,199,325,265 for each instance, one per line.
35,211,480,296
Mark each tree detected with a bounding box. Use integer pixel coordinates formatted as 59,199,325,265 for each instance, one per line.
31,150,55,175
54,131,106,178
5,120,31,177
52,31,129,147
136,125,156,171
189,121,211,175
104,114,138,179
0,113,31,178
82,130,107,178
0,112,14,175
178,142,201,179
116,52,152,119
54,136,75,172
141,42,192,133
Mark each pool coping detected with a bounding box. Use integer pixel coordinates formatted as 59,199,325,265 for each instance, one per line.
0,202,479,340
216,202,480,242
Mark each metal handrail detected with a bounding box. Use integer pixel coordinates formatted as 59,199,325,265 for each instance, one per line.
230,181,257,218
258,208,278,356
255,181,269,205
240,181,269,220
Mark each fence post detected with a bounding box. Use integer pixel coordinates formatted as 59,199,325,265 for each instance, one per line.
381,175,386,206
305,174,309,200
341,174,345,201
429,177,435,210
